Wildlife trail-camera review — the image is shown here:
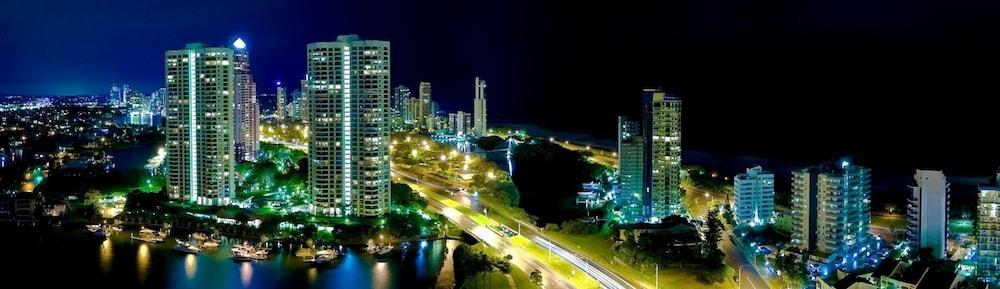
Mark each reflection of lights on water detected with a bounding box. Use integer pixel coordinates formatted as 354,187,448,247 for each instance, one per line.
373,262,389,288
137,244,150,284
307,267,317,283
240,262,253,287
100,239,113,275
184,254,197,280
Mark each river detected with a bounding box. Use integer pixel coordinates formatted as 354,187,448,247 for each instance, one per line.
3,227,457,289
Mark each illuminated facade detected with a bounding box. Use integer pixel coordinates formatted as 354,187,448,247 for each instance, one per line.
232,37,259,162
164,43,236,205
907,169,948,259
642,89,682,220
417,82,432,130
978,173,1000,281
276,82,286,121
473,77,487,136
734,166,775,226
790,161,871,270
448,111,472,136
307,35,391,217
616,116,645,223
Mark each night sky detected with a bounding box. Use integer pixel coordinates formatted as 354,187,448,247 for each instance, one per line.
3,0,1000,175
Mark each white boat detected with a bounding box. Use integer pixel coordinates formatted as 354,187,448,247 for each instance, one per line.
174,239,202,254
302,249,339,264
131,228,161,243
86,224,102,233
366,240,393,256
107,225,123,232
200,240,219,248
231,242,268,261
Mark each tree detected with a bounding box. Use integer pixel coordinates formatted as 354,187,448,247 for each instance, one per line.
530,269,543,287
302,224,318,239
235,211,250,225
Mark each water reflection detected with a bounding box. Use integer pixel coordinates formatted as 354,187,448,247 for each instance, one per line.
373,262,389,289
184,254,197,280
307,267,318,284
100,238,113,275
240,262,253,287
137,243,150,284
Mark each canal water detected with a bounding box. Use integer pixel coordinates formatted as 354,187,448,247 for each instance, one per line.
3,227,456,289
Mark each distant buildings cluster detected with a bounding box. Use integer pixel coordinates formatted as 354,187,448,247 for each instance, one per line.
389,77,488,140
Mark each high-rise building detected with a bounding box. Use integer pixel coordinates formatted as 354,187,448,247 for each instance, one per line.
109,84,122,107
287,89,302,120
908,169,949,259
616,116,645,223
150,87,166,116
448,111,472,136
164,43,236,205
978,171,1000,281
790,161,871,270
122,84,132,107
642,89,682,220
417,82,432,129
127,89,145,109
392,85,411,118
473,77,487,136
307,35,391,217
232,37,259,162
734,166,775,227
300,78,309,124
276,82,286,121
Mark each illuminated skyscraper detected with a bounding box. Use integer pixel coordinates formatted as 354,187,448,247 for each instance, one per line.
232,37,259,162
417,82,432,130
978,171,1000,281
448,111,472,136
473,77,487,136
790,161,871,271
616,116,645,223
109,84,121,106
164,43,236,205
300,78,309,124
276,82,286,121
642,88,682,220
908,169,948,259
307,35,391,217
734,166,775,226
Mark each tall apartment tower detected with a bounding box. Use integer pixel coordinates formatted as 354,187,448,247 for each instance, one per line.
790,161,871,270
473,77,487,136
642,89,682,220
307,35,391,217
908,169,949,259
734,166,775,227
232,38,259,162
417,82,432,129
392,85,411,118
276,82,286,121
164,43,236,205
300,78,309,124
616,116,645,223
978,171,1000,281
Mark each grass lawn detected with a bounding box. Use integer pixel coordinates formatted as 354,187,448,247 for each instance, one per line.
949,219,974,235
872,214,908,230
467,243,542,289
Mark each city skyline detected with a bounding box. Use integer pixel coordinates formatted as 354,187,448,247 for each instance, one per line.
1,1,996,288
6,1,1000,176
